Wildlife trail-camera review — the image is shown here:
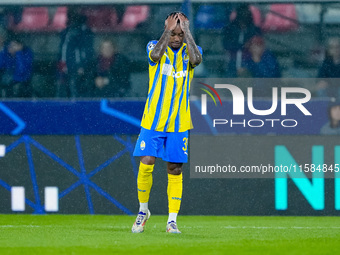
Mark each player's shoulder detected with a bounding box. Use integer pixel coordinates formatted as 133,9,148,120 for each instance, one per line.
146,40,158,52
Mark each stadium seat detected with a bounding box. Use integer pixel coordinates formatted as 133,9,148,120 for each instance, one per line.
119,5,150,31
229,5,262,28
14,7,49,31
84,7,118,32
262,4,299,33
249,6,262,27
50,7,67,31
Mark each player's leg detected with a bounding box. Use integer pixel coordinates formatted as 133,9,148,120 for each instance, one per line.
137,156,155,213
131,156,154,233
166,162,183,233
132,128,165,233
163,131,188,233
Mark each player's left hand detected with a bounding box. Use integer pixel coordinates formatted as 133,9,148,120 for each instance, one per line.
178,13,189,32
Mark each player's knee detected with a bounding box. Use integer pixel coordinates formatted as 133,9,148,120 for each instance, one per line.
167,163,182,175
168,167,182,175
141,156,155,165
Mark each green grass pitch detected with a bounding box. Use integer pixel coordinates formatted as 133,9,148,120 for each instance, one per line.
0,215,339,255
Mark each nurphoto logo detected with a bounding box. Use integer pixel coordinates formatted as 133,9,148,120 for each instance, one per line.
200,83,312,128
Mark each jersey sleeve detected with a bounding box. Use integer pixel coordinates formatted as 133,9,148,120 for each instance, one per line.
146,40,158,66
197,46,203,56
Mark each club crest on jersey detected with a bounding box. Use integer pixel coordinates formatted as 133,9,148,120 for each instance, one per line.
183,52,189,61
148,42,155,51
140,140,146,150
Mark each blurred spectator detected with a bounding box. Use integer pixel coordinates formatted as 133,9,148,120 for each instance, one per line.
0,35,33,97
56,9,94,98
316,37,340,98
92,39,131,97
238,36,281,78
237,36,280,97
320,99,340,135
222,4,262,77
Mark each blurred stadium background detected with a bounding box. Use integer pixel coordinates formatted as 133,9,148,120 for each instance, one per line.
0,0,340,97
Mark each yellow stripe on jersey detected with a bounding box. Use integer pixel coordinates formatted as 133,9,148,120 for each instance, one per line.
141,40,201,132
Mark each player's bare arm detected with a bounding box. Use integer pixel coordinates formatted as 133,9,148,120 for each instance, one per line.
178,14,202,66
150,14,178,62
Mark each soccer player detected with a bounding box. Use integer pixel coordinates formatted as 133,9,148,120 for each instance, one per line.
132,12,202,234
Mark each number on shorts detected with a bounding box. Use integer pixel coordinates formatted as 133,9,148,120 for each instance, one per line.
182,137,188,151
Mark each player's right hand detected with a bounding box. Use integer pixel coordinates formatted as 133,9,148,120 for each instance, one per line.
165,13,178,32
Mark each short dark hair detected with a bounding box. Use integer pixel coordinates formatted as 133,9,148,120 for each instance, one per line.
165,12,188,21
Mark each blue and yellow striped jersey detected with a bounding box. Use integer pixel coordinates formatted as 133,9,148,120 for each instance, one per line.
141,40,203,132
